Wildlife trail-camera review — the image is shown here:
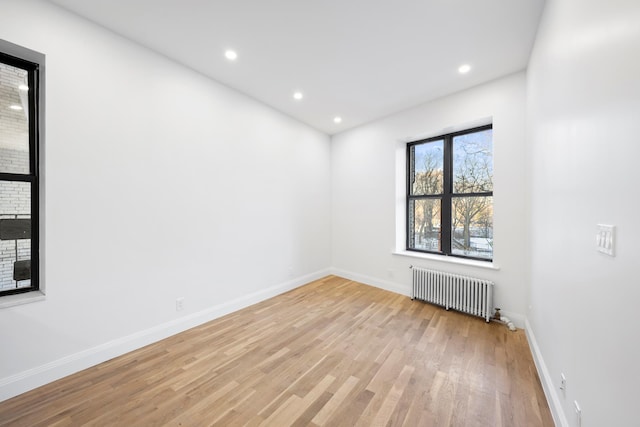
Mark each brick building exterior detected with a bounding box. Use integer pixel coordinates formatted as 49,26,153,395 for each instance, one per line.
0,62,31,290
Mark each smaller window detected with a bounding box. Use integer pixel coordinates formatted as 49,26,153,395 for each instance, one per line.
407,125,493,261
0,43,41,297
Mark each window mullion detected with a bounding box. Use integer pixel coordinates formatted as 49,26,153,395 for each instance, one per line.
441,135,453,254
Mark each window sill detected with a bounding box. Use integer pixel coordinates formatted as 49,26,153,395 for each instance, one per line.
0,291,46,308
392,250,500,270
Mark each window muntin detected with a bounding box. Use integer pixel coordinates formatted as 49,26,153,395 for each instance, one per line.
0,50,40,297
407,125,493,261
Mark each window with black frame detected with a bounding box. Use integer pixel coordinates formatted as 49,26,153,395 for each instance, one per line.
407,125,493,261
0,49,40,297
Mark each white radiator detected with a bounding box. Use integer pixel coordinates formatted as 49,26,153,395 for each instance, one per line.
411,267,494,322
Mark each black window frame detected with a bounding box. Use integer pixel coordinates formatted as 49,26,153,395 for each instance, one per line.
406,124,493,262
0,49,41,297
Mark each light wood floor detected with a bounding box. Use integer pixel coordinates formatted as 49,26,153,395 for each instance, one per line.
0,276,553,426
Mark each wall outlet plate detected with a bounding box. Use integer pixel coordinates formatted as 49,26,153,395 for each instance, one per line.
596,224,615,256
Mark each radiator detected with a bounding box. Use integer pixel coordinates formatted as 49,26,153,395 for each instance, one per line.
411,267,494,322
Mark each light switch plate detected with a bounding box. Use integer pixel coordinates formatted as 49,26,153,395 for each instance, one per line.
596,224,615,256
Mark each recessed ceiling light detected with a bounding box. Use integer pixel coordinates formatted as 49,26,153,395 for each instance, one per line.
18,84,29,91
458,64,471,74
225,50,238,61
333,116,342,124
9,105,22,111
293,91,303,100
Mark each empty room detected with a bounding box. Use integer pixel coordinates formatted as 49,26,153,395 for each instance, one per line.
0,0,638,426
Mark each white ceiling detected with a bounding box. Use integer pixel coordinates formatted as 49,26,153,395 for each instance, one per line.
47,0,545,135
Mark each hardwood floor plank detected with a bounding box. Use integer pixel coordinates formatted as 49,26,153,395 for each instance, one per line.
260,375,334,426
368,364,415,427
0,276,554,426
311,375,359,426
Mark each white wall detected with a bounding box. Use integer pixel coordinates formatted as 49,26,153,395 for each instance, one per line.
6,1,638,421
526,0,640,425
0,0,331,401
331,72,529,324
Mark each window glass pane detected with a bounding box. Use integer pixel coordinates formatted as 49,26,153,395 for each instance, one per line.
451,196,493,259
409,198,441,251
0,62,30,174
453,129,492,193
0,181,31,290
411,140,443,195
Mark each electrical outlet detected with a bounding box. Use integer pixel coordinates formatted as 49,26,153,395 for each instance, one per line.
176,297,184,312
560,373,566,391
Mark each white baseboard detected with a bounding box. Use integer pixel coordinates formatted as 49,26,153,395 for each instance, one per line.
0,269,331,403
329,268,409,296
525,318,568,427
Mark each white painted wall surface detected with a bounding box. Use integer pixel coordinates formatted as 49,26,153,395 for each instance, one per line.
526,0,640,425
331,72,529,324
0,0,331,401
